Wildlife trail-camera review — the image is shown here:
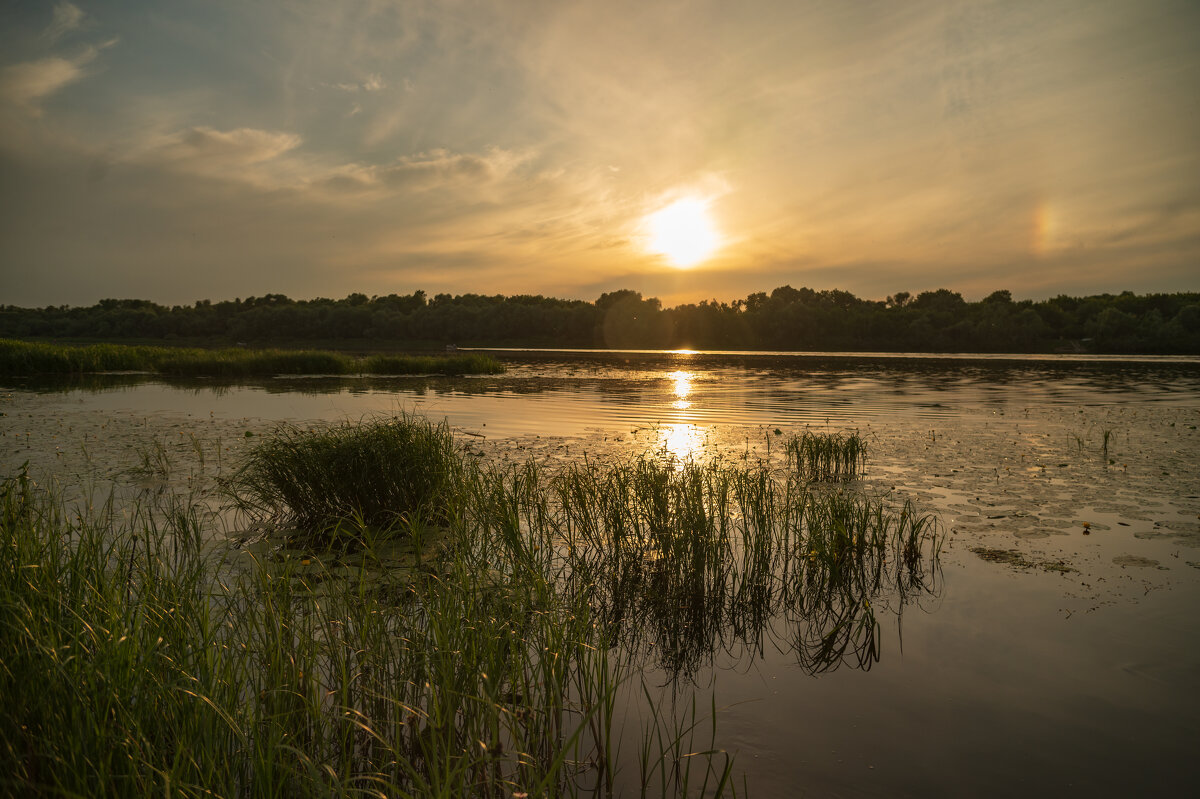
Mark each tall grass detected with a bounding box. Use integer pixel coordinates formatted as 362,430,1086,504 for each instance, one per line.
784,431,867,481
0,471,645,797
0,339,505,378
230,414,465,535
550,456,939,678
2,415,941,796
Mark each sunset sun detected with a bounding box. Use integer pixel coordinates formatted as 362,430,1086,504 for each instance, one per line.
644,197,721,268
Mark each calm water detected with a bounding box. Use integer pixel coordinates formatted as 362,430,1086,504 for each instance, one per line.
3,350,1199,797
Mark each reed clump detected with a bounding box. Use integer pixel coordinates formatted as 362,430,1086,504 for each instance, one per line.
784,431,866,481
231,414,465,535
0,338,505,377
550,456,940,678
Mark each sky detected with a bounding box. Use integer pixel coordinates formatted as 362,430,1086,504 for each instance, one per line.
1,0,1198,308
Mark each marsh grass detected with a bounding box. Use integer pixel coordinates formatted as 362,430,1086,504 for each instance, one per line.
0,470,643,797
0,339,504,378
2,415,942,797
230,414,465,536
784,431,866,481
550,456,939,678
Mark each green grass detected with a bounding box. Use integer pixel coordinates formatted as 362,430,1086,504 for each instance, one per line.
230,414,466,536
1,416,942,797
784,431,867,481
550,455,939,678
0,338,505,378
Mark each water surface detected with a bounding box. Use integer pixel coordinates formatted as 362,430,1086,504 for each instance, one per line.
3,351,1198,796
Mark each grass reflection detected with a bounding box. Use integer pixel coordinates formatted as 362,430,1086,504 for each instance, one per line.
551,456,941,680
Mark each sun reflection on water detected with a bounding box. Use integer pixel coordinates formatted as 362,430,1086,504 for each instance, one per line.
658,422,705,465
668,370,694,410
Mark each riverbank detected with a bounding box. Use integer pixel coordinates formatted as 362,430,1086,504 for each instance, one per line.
0,339,505,378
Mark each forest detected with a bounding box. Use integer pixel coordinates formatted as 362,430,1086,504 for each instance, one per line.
2,286,1197,354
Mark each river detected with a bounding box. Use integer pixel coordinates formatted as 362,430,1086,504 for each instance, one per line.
3,350,1198,796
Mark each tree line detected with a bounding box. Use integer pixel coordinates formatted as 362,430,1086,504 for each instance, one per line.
2,286,1197,354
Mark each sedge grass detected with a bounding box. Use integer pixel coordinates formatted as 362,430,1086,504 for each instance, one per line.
0,470,655,797
784,431,867,481
2,415,942,796
230,414,465,536
0,338,504,378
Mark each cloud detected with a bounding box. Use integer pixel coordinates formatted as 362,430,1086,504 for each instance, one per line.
328,74,386,93
150,126,303,169
43,3,87,43
0,51,94,115
322,147,532,193
0,31,116,117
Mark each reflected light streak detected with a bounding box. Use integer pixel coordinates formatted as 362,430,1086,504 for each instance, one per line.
658,423,704,465
668,370,694,399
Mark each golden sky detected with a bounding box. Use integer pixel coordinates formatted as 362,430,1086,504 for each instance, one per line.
1,0,1197,306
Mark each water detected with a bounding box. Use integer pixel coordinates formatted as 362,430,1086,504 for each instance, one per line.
3,351,1199,796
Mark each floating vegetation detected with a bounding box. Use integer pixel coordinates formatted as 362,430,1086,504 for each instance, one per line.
0,415,942,796
0,338,505,378
970,546,1075,574
784,431,867,481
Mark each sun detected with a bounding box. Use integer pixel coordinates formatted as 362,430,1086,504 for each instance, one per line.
644,197,721,268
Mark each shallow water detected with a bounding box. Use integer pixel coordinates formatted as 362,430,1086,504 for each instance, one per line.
3,350,1199,796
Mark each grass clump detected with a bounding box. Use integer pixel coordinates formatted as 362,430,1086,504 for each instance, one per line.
0,338,505,377
552,456,941,678
0,463,730,797
785,431,867,481
231,414,464,534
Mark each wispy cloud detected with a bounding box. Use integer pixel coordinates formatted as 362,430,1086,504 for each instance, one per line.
43,3,87,43
0,30,117,118
328,73,385,93
321,147,532,193
133,126,304,189
155,126,302,166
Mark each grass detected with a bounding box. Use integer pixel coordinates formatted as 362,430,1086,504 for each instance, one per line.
0,338,505,378
230,414,466,536
551,455,939,678
1,416,942,797
784,431,867,481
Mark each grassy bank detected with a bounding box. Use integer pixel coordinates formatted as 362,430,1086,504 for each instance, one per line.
1,420,940,796
0,339,505,378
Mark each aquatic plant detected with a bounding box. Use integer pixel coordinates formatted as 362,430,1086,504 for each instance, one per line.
230,414,466,535
0,338,504,378
1,415,943,796
551,456,940,678
0,468,724,797
784,431,867,481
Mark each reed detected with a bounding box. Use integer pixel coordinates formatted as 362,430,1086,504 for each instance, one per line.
0,470,663,797
552,456,940,678
229,414,466,535
0,338,504,377
2,414,942,796
784,431,867,481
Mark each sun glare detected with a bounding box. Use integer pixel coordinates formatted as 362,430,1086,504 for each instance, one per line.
645,197,720,268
